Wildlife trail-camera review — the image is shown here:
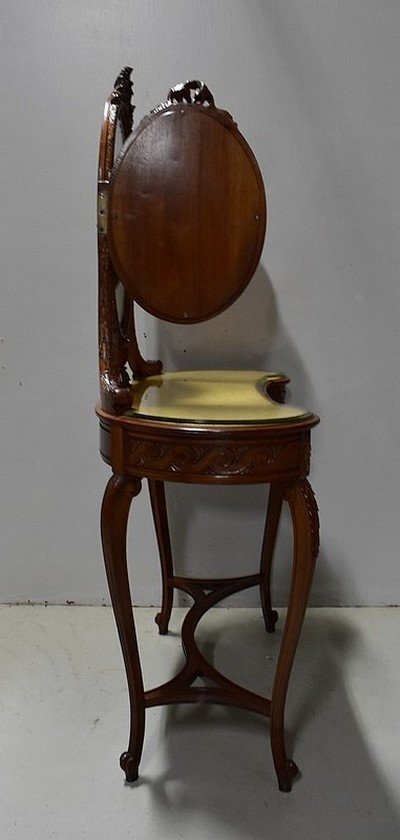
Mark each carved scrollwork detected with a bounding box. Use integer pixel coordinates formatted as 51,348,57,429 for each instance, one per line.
301,441,312,476
298,479,320,559
98,69,164,409
110,66,134,129
152,79,215,114
101,69,134,182
284,479,320,560
168,79,214,106
98,236,129,384
126,440,285,477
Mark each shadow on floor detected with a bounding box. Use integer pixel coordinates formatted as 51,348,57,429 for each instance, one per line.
133,610,400,840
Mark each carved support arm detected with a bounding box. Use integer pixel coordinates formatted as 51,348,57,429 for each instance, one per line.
98,68,162,412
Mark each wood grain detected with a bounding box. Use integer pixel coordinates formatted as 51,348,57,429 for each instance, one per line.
108,103,266,323
97,72,320,793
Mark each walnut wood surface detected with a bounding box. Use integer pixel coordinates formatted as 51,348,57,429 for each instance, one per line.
148,479,174,634
97,71,320,793
97,405,316,485
101,475,145,782
259,484,283,633
271,479,319,791
98,68,162,411
108,103,266,323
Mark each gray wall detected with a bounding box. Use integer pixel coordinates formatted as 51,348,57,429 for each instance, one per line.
1,1,399,606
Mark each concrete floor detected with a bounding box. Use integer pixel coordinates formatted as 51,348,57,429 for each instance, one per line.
1,605,399,839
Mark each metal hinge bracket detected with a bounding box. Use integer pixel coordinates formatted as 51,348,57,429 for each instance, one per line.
97,182,108,234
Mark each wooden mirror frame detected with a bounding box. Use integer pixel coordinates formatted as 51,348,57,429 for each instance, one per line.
97,67,162,412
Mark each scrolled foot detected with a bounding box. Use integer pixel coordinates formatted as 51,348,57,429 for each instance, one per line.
120,751,139,782
264,608,279,633
277,759,299,793
155,611,169,635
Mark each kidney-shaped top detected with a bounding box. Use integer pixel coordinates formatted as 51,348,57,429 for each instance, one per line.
108,103,266,323
124,371,312,426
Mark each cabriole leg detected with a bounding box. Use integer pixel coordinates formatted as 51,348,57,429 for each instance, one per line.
259,484,283,633
148,479,174,635
270,479,319,792
101,474,145,782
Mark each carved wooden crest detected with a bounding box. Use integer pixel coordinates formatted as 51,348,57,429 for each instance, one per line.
152,79,215,114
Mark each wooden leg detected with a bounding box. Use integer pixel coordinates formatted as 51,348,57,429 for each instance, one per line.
259,484,283,633
101,474,145,782
148,479,174,635
270,479,319,792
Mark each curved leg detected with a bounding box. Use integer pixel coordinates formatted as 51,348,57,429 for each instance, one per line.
270,479,319,792
148,479,174,635
259,484,283,633
101,474,145,782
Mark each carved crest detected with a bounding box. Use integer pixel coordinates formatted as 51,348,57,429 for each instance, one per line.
152,79,215,114
110,66,134,128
